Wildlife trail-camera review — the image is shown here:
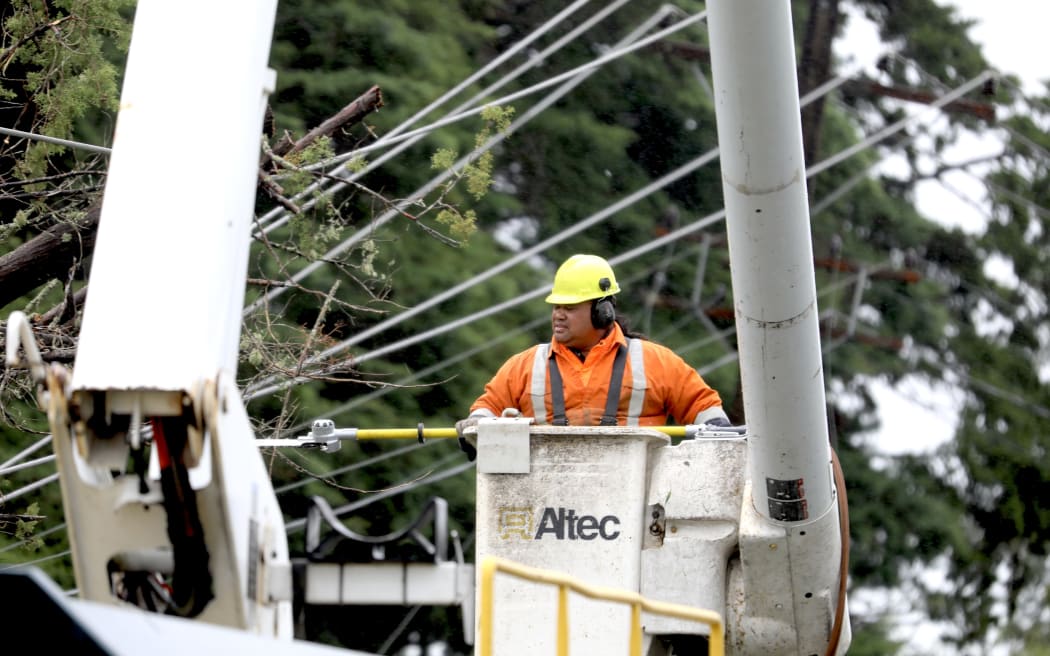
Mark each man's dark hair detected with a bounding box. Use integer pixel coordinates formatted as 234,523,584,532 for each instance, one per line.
612,301,648,340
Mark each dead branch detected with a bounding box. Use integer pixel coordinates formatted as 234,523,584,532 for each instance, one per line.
0,88,385,310
267,85,384,162
842,78,997,122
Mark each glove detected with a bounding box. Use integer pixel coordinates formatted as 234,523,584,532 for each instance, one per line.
456,416,480,437
696,417,747,437
456,417,480,461
458,438,476,462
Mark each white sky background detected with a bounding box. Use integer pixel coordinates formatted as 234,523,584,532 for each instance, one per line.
837,0,1048,459
838,3,1046,653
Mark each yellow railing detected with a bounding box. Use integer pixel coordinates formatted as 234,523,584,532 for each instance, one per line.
478,555,724,656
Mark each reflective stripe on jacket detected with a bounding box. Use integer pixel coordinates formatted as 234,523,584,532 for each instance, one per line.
469,322,725,426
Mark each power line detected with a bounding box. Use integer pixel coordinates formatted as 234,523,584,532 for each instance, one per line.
245,71,1010,423
0,521,67,554
0,549,71,572
244,147,723,401
0,454,55,476
0,436,53,471
8,12,1039,588
294,0,637,181
273,441,426,495
284,457,475,533
287,315,550,434
0,126,110,155
252,61,984,402
255,0,603,237
243,7,705,315
0,472,59,506
7,73,1001,503
807,71,996,178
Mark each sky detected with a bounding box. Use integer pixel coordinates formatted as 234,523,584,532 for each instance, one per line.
839,0,1047,235
836,1,1048,460
838,4,1046,652
840,1,1048,92
950,0,1049,95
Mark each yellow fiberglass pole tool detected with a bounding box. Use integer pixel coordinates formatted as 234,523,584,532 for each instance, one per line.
254,419,459,452
254,419,746,452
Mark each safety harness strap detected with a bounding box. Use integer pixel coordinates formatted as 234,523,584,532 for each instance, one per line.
539,339,638,426
599,343,628,426
547,353,569,426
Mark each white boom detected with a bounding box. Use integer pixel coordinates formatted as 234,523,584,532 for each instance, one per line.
708,0,836,525
10,0,326,647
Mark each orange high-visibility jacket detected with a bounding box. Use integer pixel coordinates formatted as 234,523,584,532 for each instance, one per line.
469,323,726,426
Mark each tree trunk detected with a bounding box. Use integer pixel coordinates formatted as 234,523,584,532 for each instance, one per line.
799,0,842,166
0,206,99,309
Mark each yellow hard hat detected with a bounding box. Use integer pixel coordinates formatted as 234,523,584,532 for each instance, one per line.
544,254,621,304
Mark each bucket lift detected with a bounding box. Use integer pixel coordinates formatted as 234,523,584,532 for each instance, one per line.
469,0,851,652
468,419,848,654
2,0,307,646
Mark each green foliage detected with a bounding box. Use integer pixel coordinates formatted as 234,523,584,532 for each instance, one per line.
0,0,235,598
4,0,1050,653
1,0,133,178
465,104,514,199
14,502,43,549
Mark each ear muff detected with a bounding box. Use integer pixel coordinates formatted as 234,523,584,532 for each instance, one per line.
591,297,615,329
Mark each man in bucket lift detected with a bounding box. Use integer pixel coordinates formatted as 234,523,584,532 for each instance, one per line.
456,254,730,456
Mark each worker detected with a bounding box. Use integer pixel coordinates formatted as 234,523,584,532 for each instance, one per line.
456,254,730,455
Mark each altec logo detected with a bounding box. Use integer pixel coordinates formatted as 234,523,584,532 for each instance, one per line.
498,506,621,541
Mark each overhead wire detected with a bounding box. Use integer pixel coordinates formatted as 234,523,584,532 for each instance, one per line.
0,126,110,155
246,67,1019,404
273,440,427,495
6,20,1041,646
291,0,637,180
292,3,697,171
807,70,996,178
258,71,1010,452
243,6,713,396
285,315,551,434
10,7,878,414
810,105,1050,424
3,69,995,521
0,521,67,554
0,548,71,572
873,279,1050,421
876,55,1050,224
0,454,55,476
975,174,1050,223
3,3,681,532
0,472,59,506
243,6,707,315
254,0,599,236
283,457,475,534
280,260,681,438
0,435,52,468
359,67,881,346
243,147,722,400
855,62,1050,337
7,12,1030,590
